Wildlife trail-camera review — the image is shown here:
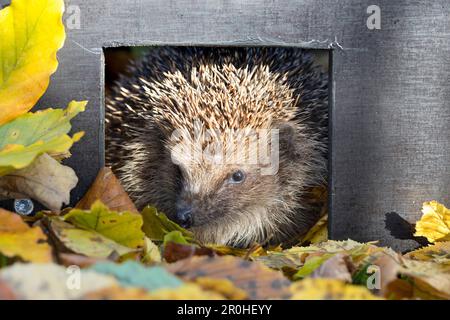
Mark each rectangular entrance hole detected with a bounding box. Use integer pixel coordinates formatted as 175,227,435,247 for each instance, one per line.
103,46,330,248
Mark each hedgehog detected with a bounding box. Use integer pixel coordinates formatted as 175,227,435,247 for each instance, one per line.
105,47,328,247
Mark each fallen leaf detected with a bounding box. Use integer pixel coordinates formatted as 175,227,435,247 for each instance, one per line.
141,237,162,264
404,241,450,264
0,263,117,299
399,259,450,299
0,153,78,211
308,253,353,282
257,239,381,271
91,261,184,291
167,255,291,299
351,249,402,298
64,201,144,249
147,284,226,300
141,206,193,242
193,277,248,300
48,218,135,258
0,101,86,176
300,214,328,245
163,242,215,263
164,230,189,246
83,283,225,300
0,208,52,263
414,201,450,243
384,279,414,300
293,254,334,279
59,253,107,268
206,244,267,258
0,0,66,125
82,286,154,300
290,278,382,300
368,252,403,298
76,167,137,213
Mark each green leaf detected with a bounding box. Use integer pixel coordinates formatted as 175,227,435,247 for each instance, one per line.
64,201,144,249
293,254,333,279
0,101,86,176
141,206,194,242
49,218,135,258
164,231,189,246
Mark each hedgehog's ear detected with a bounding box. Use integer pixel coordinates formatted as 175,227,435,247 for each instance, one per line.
278,122,298,159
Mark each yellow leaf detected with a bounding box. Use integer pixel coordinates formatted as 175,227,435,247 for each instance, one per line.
83,284,225,300
414,201,450,243
141,237,162,264
193,277,248,300
290,278,382,300
0,0,66,124
146,284,225,300
404,241,450,265
0,208,52,263
300,214,328,244
206,244,267,258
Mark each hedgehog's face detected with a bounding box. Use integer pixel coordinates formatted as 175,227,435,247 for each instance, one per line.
172,161,282,246
166,125,300,246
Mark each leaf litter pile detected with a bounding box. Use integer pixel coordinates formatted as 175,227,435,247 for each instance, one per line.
0,0,450,300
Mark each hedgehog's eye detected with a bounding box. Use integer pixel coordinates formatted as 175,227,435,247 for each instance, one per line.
229,170,246,184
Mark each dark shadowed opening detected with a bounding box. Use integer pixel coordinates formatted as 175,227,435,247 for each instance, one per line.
103,46,330,247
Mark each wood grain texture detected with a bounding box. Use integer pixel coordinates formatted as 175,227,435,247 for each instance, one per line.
0,0,448,251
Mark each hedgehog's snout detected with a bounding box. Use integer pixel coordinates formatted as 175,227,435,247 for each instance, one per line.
175,202,193,228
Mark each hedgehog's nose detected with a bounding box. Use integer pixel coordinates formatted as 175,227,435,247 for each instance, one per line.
175,205,193,228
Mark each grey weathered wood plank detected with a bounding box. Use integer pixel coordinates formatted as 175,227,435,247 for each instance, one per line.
0,0,448,251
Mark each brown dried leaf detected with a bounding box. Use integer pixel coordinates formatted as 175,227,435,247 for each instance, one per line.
76,167,137,213
163,242,216,263
310,253,353,282
400,259,450,299
59,253,107,268
371,252,403,298
0,153,78,212
166,255,291,299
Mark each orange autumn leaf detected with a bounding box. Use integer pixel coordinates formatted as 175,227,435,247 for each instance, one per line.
0,208,52,263
76,167,138,213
